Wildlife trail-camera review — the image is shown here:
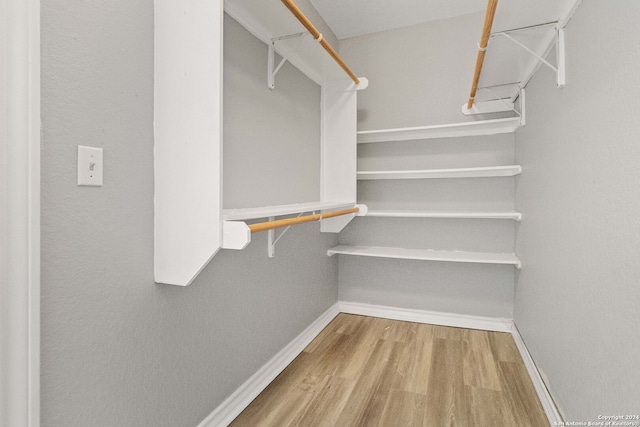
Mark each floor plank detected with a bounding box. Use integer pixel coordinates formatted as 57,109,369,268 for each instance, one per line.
462,329,503,391
378,389,428,427
425,338,469,426
231,314,549,427
335,338,405,426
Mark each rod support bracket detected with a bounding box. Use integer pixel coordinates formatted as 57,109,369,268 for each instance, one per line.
268,33,306,90
493,27,566,89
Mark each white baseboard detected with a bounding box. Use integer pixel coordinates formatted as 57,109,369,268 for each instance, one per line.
338,301,513,333
511,323,563,427
197,303,340,427
197,301,560,427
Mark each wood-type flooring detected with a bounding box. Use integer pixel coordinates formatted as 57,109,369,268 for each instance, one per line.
231,313,548,427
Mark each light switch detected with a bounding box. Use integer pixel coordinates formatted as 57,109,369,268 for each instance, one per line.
77,145,103,186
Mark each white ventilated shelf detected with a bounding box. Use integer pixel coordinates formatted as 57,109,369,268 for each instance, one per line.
327,245,521,269
357,117,521,144
223,201,356,221
357,165,521,180
366,210,522,221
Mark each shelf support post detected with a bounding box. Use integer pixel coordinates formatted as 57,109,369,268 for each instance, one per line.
267,217,276,257
556,28,566,88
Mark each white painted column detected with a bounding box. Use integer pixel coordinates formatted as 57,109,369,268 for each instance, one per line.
1,0,41,425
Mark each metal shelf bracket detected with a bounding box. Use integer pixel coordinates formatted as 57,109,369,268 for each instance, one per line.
268,32,306,89
267,213,306,257
494,28,566,88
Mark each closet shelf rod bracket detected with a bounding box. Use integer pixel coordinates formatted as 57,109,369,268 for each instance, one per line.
268,32,306,90
222,205,367,255
462,86,526,123
281,0,360,84
267,213,303,258
492,28,566,88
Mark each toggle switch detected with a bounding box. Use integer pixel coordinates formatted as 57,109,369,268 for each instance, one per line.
77,145,103,186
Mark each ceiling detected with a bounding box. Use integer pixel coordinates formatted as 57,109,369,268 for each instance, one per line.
309,0,487,40
308,0,577,40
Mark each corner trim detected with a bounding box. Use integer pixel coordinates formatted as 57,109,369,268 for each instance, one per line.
197,303,340,427
338,301,513,333
1,0,41,425
511,323,563,426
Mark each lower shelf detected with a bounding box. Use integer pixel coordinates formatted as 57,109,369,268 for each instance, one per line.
327,245,521,268
366,210,522,221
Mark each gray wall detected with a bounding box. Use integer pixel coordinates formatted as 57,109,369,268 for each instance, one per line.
514,1,640,420
337,18,518,317
41,3,337,426
339,12,514,130
224,12,320,208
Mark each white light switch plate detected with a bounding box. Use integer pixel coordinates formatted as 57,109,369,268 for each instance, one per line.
77,145,103,186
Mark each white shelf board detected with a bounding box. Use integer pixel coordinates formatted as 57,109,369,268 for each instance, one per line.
357,165,522,180
327,245,521,268
223,201,355,221
224,0,352,86
357,117,521,144
366,210,522,221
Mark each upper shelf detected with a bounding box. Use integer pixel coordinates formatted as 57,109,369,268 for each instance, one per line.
225,0,358,86
358,165,522,180
357,117,521,143
223,201,356,221
466,0,581,106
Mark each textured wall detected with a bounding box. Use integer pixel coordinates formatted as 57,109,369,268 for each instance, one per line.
337,19,519,318
41,3,337,426
339,12,514,130
514,1,640,420
224,13,320,208
338,133,517,317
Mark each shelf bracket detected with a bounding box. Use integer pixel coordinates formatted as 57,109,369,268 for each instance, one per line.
493,28,566,88
267,212,305,257
268,32,306,90
462,85,526,126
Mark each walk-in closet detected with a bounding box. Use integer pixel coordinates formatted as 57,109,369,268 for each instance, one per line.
4,0,638,426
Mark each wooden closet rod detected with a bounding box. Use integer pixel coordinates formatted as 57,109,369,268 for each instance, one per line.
249,207,360,233
467,0,499,109
281,0,360,84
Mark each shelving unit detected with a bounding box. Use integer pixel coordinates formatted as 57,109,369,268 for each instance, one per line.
462,0,581,115
337,117,523,270
357,165,522,180
328,245,521,269
366,210,522,221
357,117,521,143
154,1,366,286
225,0,367,88
222,202,367,252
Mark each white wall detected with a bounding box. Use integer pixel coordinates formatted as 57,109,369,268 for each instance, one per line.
41,3,337,426
514,1,640,420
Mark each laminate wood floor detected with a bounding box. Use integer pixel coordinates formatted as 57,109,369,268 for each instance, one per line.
231,314,548,427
